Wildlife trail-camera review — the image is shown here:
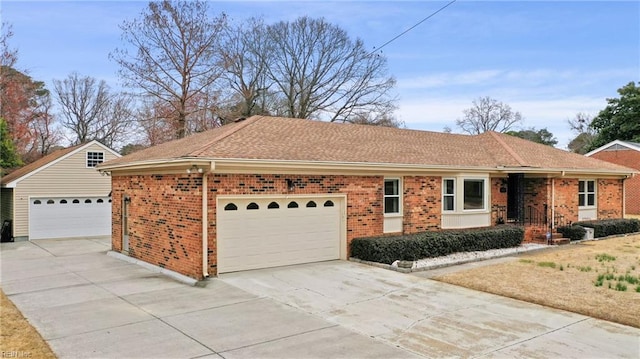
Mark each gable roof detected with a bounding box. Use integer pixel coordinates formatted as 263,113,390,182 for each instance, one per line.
99,116,634,176
1,140,121,187
585,140,640,157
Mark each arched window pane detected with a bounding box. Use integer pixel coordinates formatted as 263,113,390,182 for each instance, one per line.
268,201,280,209
247,202,259,210
287,201,299,208
224,203,238,211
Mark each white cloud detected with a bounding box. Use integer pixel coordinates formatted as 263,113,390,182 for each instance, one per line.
396,95,606,149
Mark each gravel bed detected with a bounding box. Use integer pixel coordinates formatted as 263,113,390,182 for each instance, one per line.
391,243,549,271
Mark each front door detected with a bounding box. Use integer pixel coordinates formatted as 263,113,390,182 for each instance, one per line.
122,196,130,253
507,173,525,223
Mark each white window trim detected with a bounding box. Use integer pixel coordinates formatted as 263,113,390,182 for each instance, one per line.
441,175,489,214
442,178,456,212
86,151,105,168
462,178,488,212
578,179,597,209
383,177,402,217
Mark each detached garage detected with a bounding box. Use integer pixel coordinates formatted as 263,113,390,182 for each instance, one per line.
1,141,120,241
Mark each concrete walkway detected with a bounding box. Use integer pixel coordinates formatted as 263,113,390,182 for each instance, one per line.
1,238,639,358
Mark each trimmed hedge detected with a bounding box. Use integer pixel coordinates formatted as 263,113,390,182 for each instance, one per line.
573,218,640,238
350,225,524,264
556,225,587,241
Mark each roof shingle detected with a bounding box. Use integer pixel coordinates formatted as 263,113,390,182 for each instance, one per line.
100,115,633,173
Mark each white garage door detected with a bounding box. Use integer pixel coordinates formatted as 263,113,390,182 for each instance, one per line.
217,196,343,273
29,196,112,240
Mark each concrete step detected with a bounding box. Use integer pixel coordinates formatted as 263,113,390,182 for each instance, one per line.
552,238,570,245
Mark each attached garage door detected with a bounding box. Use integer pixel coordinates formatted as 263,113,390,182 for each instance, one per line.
29,196,112,240
217,196,343,273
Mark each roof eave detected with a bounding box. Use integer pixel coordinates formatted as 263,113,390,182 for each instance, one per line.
99,157,635,178
585,139,640,156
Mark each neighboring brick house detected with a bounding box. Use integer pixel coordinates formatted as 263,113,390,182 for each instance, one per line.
586,140,640,215
98,116,634,280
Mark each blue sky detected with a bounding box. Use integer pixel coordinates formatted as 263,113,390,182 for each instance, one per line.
3,1,639,148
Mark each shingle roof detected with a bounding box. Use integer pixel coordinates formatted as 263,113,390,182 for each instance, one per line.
1,144,82,185
100,115,633,174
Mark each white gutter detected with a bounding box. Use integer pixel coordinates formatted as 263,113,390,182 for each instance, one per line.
99,157,636,177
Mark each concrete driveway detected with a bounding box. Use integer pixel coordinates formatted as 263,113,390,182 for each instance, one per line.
1,238,639,358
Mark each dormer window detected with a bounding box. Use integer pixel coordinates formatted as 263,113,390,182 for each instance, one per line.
87,151,104,167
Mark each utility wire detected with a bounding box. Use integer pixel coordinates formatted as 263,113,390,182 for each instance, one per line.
370,0,458,55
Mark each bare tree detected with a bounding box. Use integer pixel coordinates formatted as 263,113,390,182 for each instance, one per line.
567,112,597,153
111,0,227,139
219,18,273,120
1,22,17,68
135,96,178,146
262,16,397,123
53,73,134,147
456,96,523,134
27,94,61,161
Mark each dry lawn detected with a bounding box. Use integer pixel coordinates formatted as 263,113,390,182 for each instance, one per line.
0,289,56,358
434,234,640,328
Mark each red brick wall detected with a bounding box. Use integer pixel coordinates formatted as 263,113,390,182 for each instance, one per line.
206,174,384,275
490,177,507,224
524,178,550,220
598,178,624,218
590,150,640,214
111,172,624,279
112,174,203,278
403,176,441,233
553,178,579,224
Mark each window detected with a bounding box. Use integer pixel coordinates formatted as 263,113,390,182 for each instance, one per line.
86,151,104,167
97,199,104,203
33,200,42,205
579,180,596,207
443,179,455,211
72,199,80,204
324,200,334,207
224,203,238,211
85,199,92,203
306,201,317,208
384,179,400,214
246,202,259,210
268,201,280,209
47,199,55,204
287,201,299,208
463,179,485,210
60,199,68,204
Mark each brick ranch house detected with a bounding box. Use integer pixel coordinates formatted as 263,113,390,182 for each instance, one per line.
98,115,635,280
586,140,640,215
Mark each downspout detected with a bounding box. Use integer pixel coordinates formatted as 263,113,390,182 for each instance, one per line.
202,172,209,278
622,176,626,216
551,177,555,230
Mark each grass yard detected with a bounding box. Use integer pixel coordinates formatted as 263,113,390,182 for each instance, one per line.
0,289,56,358
434,234,640,328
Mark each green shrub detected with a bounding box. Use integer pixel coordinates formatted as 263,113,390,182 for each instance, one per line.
556,225,587,241
573,218,640,238
350,225,524,264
